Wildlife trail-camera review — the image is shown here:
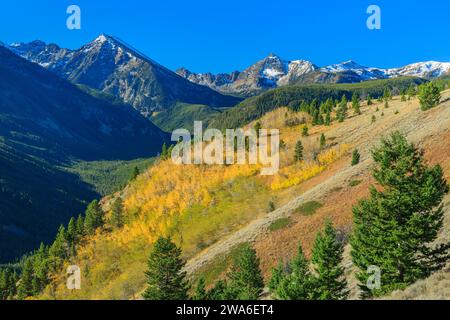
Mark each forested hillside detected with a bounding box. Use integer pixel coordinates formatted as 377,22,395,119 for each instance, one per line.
2,78,447,300
0,47,166,262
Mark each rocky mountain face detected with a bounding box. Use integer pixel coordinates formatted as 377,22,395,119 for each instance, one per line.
9,35,241,119
177,55,450,96
177,54,318,97
0,46,168,261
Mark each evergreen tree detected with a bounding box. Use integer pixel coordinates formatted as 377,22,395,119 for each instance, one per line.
161,143,168,159
320,133,326,149
324,111,331,126
111,197,125,229
66,217,77,251
351,149,360,166
143,237,189,300
302,125,309,137
268,262,284,293
294,140,304,162
227,244,264,300
367,94,373,106
272,245,314,300
32,243,49,293
351,132,449,297
418,82,441,111
17,258,35,299
401,93,407,102
311,221,348,300
132,166,140,180
407,84,416,100
192,278,207,300
76,214,85,238
49,225,68,262
371,114,376,124
84,200,104,235
337,95,348,122
383,88,392,101
352,93,361,115
207,280,228,300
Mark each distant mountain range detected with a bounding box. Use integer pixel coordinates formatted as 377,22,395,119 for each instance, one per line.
7,35,449,120
177,54,450,96
7,35,241,123
0,45,167,262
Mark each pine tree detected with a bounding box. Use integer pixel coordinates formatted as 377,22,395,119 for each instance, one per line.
311,221,348,300
337,95,348,122
320,133,326,149
367,94,373,106
17,258,35,299
132,166,140,180
418,82,441,111
351,132,449,297
325,111,331,126
383,88,392,101
76,214,84,238
272,245,314,300
161,143,168,159
192,277,207,300
352,93,361,115
84,200,104,235
302,125,309,137
32,243,49,293
294,140,304,162
371,114,376,124
207,280,228,300
111,197,125,229
49,225,68,262
227,244,264,300
143,237,189,300
351,149,360,166
268,262,284,293
66,217,77,250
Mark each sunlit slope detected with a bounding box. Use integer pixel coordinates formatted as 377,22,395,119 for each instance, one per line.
41,89,449,300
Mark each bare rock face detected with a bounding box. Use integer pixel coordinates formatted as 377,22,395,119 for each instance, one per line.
9,35,241,117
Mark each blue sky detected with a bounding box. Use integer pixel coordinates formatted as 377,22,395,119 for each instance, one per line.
1,0,449,73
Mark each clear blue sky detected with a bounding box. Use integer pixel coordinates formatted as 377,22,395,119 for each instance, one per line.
1,0,449,73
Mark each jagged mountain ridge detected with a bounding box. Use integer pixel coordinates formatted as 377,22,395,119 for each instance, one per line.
8,35,241,120
177,55,450,96
0,46,168,262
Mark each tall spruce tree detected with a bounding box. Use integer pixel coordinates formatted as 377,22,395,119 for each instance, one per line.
192,277,207,300
352,93,361,115
143,237,189,300
320,133,326,149
351,132,449,297
271,245,314,300
311,221,348,300
337,95,348,122
17,258,35,299
111,197,125,229
294,140,304,162
84,200,104,235
351,149,361,166
227,244,264,300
